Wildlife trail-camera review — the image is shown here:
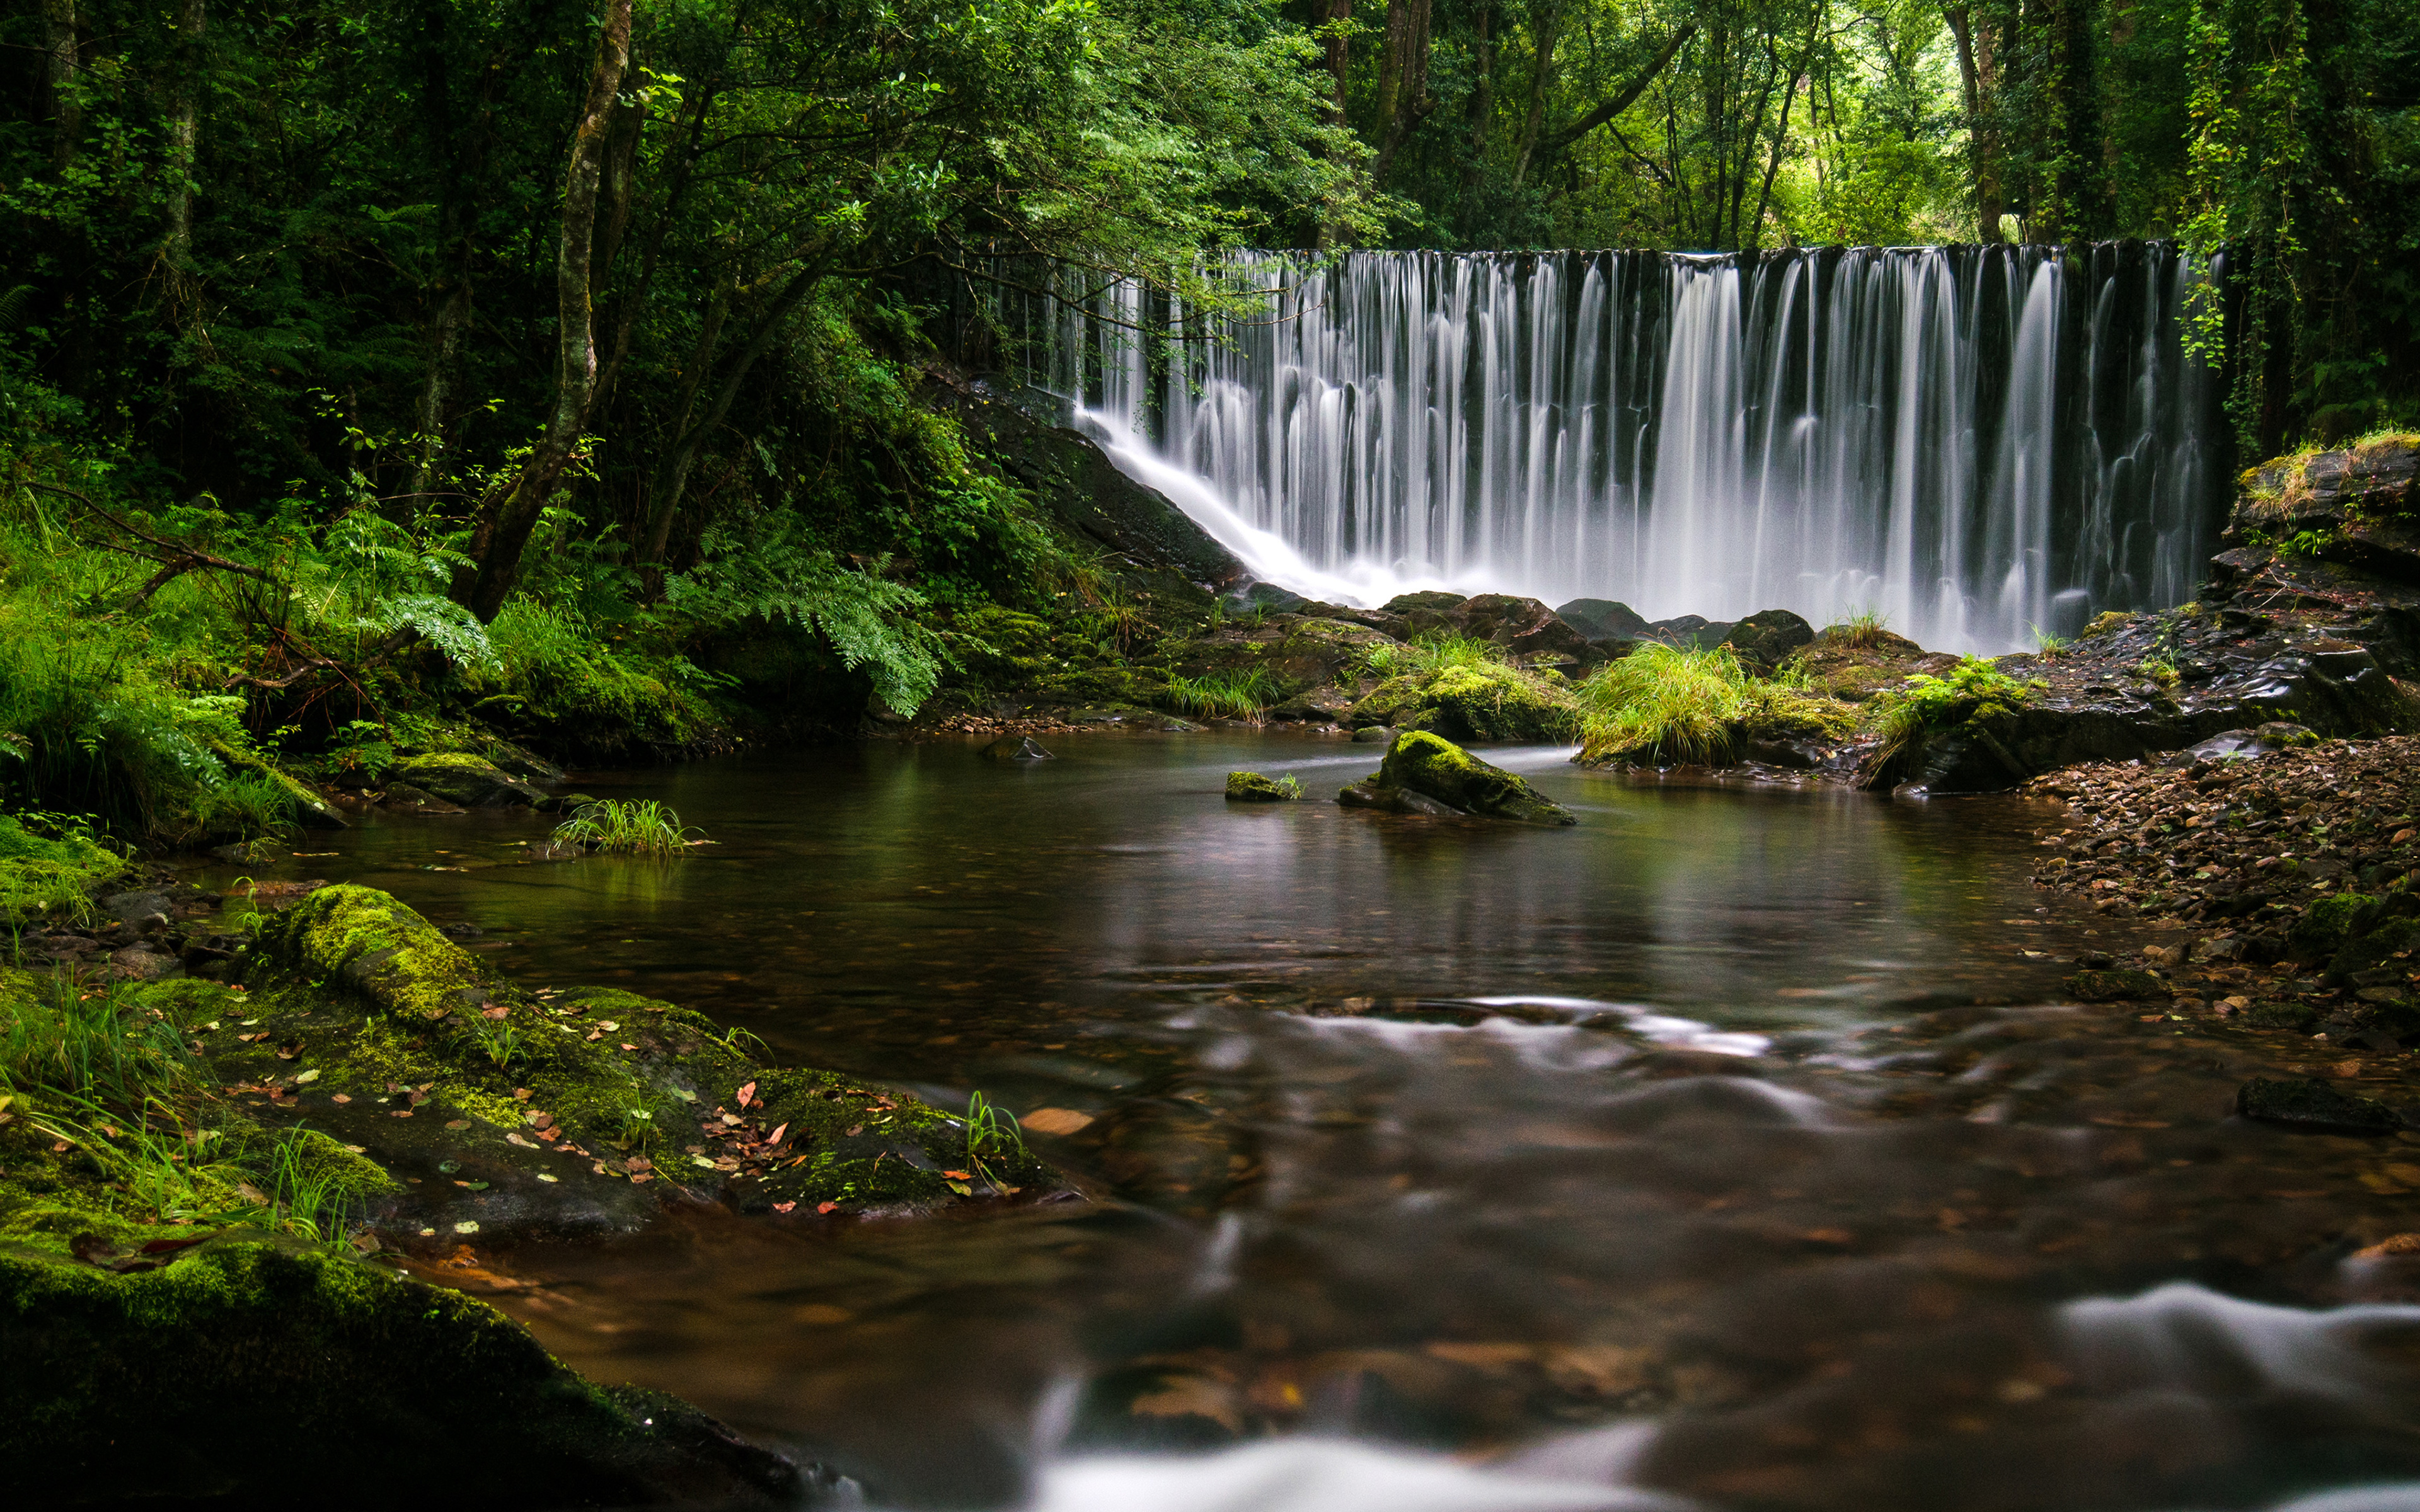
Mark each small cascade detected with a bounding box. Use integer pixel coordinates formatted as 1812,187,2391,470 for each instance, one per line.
987,244,2221,653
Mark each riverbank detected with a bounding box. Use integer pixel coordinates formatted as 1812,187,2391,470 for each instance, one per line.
0,873,1062,1505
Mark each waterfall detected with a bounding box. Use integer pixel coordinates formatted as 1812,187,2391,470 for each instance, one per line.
991,244,2221,654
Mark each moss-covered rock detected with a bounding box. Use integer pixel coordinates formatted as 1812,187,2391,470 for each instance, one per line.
388,752,545,808
2288,891,2378,963
202,736,349,830
1346,662,1579,742
238,887,1062,1226
1722,609,1816,675
2061,968,2172,1002
0,814,127,922
1338,731,1577,825
2328,915,2420,983
0,1235,810,1508
1225,770,1300,802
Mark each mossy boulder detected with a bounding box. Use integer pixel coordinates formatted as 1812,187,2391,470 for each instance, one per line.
2329,915,2420,983
2288,891,2378,963
1346,662,1579,743
388,753,546,808
2235,1075,2405,1135
1225,770,1300,802
202,736,349,830
259,883,509,1022
0,1235,810,1508
1338,731,1576,825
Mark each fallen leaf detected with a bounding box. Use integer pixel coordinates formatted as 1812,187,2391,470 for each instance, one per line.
537,1128,561,1142
621,1043,638,1051
444,1118,471,1129
772,1201,797,1214
844,1125,863,1137
767,1123,788,1145
597,1020,619,1032
1019,1108,1094,1137
481,1005,510,1020
454,1220,480,1235
505,1132,537,1148
941,1169,974,1180
585,1029,603,1041
737,1080,758,1108
294,1068,320,1084
816,1201,839,1215
275,1042,302,1060
332,1093,352,1104
536,1172,558,1183
720,1113,741,1127
236,1181,269,1205
389,1109,413,1118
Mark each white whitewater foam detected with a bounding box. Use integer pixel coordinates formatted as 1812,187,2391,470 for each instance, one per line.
1026,1438,1693,1512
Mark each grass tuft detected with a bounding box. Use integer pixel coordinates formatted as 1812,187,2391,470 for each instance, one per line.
1163,667,1284,720
1577,644,1753,765
551,799,700,857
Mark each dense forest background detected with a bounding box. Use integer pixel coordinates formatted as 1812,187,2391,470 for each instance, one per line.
0,0,2413,839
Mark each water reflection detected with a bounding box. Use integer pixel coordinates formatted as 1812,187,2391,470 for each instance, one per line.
203,735,2420,1509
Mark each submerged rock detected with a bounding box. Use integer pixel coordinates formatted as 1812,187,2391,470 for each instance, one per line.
980,735,1054,762
1352,725,1394,743
2061,968,2171,1002
1225,770,1301,803
2236,1075,2405,1134
1339,731,1577,825
389,753,546,808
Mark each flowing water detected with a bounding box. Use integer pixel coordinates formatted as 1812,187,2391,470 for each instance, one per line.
214,736,2420,1511
983,245,2221,652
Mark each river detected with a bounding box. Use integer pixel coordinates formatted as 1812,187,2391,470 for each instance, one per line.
203,733,2420,1511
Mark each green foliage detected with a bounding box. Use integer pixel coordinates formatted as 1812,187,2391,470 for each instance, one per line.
0,814,125,923
1578,643,1754,765
960,1091,1029,1190
1872,656,2037,760
1828,609,1893,650
1164,668,1286,719
551,800,700,858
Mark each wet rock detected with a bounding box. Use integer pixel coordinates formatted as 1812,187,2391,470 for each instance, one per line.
99,891,173,927
950,378,1248,593
1338,731,1577,825
1722,609,1817,674
2328,916,2420,982
1265,685,1359,723
1383,590,1468,615
107,944,182,982
1337,777,1462,817
389,754,546,808
1452,593,1599,662
980,736,1054,762
1219,580,1310,617
2236,1075,2404,1134
2061,968,2170,1002
1553,598,1652,643
1224,771,1300,803
380,783,464,813
1352,726,1394,743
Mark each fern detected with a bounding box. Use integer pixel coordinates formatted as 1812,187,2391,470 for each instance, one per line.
360,594,497,672
667,515,946,716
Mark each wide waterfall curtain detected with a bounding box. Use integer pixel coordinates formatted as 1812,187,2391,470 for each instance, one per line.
993,245,2221,655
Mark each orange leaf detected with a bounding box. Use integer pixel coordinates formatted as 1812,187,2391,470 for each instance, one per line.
941,1169,973,1181
737,1080,758,1108
815,1201,838,1215
766,1123,787,1145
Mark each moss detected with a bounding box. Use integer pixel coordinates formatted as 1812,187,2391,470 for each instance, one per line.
255,883,512,1024
0,814,127,922
2080,610,2138,640
2289,891,2378,961
0,1236,803,1506
1347,662,1578,742
2328,915,2420,982
1369,731,1576,825
1225,771,1300,802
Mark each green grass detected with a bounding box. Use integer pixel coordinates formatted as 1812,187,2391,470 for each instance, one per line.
550,799,701,857
1825,607,1892,650
1577,643,1754,765
1163,667,1285,719
960,1089,1028,1190
1872,656,2038,763
2030,624,2071,658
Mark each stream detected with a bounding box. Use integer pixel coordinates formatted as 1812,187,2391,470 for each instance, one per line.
200,733,2420,1511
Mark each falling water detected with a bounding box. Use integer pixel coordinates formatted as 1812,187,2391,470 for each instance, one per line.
989,244,2221,653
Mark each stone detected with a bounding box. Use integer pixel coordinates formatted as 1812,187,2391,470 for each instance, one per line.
1369,730,1577,825
2236,1075,2404,1135
99,891,173,927
1337,777,1463,816
1352,726,1393,743
1383,591,1468,614
1553,598,1652,643
2328,916,2420,983
1219,581,1310,617
108,944,182,982
1451,593,1598,662
388,753,545,808
2062,968,2170,1002
380,783,464,813
1721,609,1816,673
1224,771,1301,803
979,736,1054,762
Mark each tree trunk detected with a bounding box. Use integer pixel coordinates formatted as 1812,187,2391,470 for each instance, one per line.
1744,29,1812,252
1371,0,1435,183
1318,0,1354,123
41,0,79,172
1460,0,1495,203
162,0,205,277
1945,3,2004,239
638,255,831,566
1511,4,1560,185
461,0,633,622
